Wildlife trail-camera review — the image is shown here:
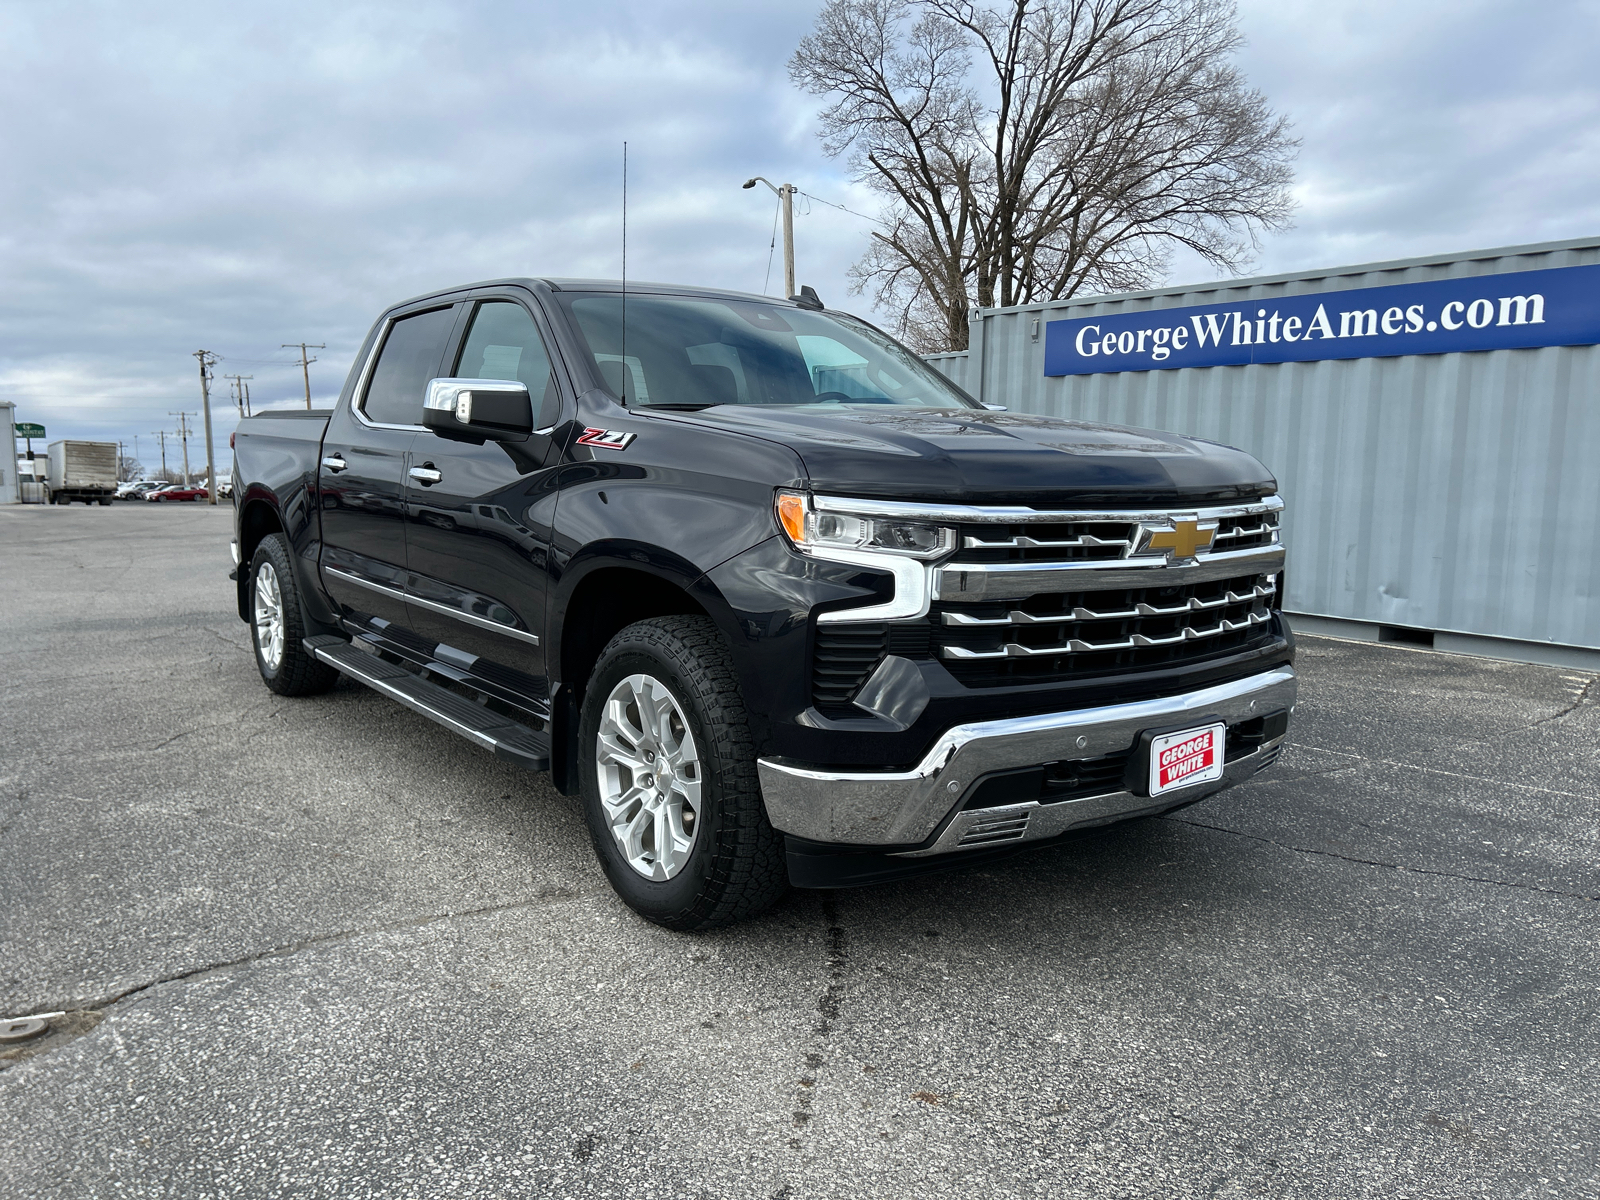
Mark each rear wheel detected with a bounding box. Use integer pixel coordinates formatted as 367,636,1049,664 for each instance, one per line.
249,534,338,696
579,616,787,931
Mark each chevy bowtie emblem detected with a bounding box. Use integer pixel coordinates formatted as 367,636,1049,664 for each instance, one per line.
1138,519,1215,561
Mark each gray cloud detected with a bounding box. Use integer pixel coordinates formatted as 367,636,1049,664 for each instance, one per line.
2,0,1596,466
1172,0,1600,280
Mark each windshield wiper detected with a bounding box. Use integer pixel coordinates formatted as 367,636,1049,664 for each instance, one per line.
637,402,719,411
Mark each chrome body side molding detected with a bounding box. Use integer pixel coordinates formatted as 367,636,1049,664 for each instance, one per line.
323,564,541,646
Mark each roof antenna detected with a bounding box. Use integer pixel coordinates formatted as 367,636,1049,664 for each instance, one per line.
620,140,628,407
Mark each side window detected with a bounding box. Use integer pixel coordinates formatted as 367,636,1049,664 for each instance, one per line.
453,300,561,429
361,306,457,426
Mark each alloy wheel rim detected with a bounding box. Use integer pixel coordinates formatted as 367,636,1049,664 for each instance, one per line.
595,673,702,881
254,561,285,670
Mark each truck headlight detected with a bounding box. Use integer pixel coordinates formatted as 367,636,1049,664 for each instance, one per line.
775,491,954,560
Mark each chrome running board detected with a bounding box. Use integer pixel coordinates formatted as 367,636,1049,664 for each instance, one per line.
304,635,550,770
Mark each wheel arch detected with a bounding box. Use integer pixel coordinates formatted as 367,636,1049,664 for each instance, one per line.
236,499,285,620
548,557,755,796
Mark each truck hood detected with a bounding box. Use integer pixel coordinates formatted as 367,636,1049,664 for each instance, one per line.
668,406,1275,503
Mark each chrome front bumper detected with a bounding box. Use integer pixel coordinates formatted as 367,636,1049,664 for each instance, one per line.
757,666,1296,852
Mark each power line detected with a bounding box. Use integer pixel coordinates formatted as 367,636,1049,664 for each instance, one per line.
763,195,781,295
796,189,880,224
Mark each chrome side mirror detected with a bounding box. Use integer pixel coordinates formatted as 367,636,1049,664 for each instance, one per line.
423,378,532,441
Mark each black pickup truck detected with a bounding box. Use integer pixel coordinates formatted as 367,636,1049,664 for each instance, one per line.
231,278,1295,930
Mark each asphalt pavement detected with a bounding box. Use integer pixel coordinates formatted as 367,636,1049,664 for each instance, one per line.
2,503,1596,1199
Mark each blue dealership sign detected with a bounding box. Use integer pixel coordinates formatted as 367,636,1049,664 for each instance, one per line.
1044,263,1600,376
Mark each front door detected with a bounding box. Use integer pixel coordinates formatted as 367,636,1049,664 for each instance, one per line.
402,294,566,689
318,302,459,628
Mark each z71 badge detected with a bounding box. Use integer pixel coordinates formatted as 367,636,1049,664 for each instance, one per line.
576,427,637,450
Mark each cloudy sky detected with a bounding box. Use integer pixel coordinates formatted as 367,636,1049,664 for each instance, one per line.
2,0,1597,472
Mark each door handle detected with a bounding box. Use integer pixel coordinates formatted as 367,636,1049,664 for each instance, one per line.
409,465,443,486
321,454,348,473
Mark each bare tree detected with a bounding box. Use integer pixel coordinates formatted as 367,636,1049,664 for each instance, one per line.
791,0,1297,351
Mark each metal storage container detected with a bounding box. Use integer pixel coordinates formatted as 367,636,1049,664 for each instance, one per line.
925,236,1600,665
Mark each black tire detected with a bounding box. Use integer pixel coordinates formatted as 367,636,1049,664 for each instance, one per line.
579,615,787,931
248,533,339,697
98,498,111,506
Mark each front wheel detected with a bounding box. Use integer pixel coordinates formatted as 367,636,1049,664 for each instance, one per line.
248,534,338,696
579,616,787,931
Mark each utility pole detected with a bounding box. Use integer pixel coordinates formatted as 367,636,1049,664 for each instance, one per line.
193,351,219,504
225,374,253,419
170,412,195,487
743,177,796,298
282,342,325,409
151,430,169,478
242,379,252,417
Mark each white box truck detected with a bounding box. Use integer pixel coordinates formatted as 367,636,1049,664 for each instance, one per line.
47,440,119,505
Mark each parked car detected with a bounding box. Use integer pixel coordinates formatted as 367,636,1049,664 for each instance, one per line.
148,483,208,501
230,277,1294,930
114,481,146,500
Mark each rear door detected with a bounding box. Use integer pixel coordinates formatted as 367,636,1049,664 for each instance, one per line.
402,291,567,687
318,302,460,628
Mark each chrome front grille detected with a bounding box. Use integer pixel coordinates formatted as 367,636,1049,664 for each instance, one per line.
947,500,1281,569
935,571,1278,686
942,579,1275,658
806,495,1286,699
958,520,1133,563
1211,513,1280,551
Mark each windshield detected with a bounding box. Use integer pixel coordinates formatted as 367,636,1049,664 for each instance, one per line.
557,293,978,411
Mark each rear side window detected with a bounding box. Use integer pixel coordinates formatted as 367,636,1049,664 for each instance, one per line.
361,306,457,426
453,300,561,429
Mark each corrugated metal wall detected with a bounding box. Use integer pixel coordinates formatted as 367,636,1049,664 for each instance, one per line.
925,237,1600,652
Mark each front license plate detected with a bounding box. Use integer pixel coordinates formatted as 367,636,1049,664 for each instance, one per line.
1149,722,1226,796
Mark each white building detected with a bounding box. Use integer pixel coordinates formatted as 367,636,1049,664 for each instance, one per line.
0,402,17,505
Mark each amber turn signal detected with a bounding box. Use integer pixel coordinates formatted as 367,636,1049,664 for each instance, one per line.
775,492,807,543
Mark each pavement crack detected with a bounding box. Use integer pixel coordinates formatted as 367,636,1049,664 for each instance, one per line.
1163,815,1599,902
200,624,247,649
0,790,26,840
1449,675,1596,748
785,896,848,1148
28,891,587,1022
815,897,847,1036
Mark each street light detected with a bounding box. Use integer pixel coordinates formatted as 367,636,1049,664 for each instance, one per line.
743,177,796,299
